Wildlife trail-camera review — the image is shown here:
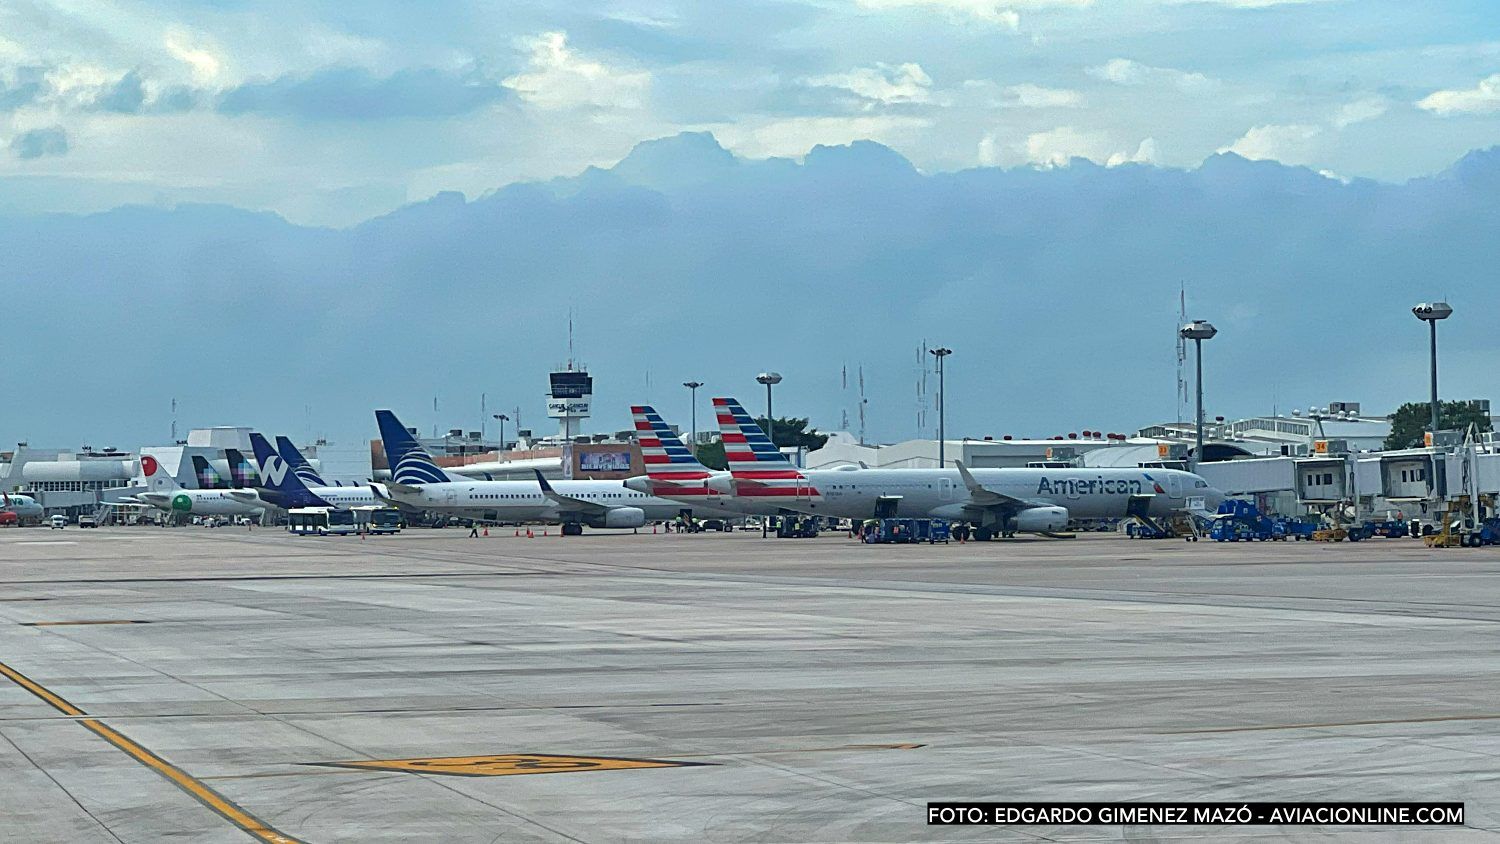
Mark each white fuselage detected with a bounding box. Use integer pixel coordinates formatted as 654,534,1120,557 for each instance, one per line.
380,478,747,523
135,489,267,517
706,467,1220,523
2,496,44,521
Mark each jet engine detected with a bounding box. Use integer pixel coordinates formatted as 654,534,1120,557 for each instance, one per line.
1010,505,1068,533
590,507,647,529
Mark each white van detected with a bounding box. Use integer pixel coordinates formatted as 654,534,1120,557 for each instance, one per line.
48,515,67,529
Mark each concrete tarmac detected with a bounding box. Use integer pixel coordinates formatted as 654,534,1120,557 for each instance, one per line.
0,526,1496,841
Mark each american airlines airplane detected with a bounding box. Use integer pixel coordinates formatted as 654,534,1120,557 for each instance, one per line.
370,409,748,534
622,404,787,517
689,397,1223,540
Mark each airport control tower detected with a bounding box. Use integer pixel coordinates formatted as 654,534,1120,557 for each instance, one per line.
547,368,592,440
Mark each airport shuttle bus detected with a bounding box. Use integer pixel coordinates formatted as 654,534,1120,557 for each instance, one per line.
288,507,360,536
360,506,403,535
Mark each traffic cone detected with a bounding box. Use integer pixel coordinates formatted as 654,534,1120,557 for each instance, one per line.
652,524,657,534
543,528,548,536
482,527,489,536
526,528,533,538
514,528,520,537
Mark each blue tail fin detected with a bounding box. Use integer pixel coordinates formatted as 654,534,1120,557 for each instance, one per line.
249,433,327,508
376,409,459,484
274,436,327,486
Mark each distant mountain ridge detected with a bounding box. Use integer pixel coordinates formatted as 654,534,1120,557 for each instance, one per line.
4,132,1500,450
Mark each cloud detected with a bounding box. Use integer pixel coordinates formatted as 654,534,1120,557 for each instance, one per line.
856,0,1019,27
219,67,510,120
94,69,146,113
0,66,46,111
1169,0,1331,6
1086,58,1215,93
164,29,223,83
984,125,1155,167
718,115,932,160
503,32,651,110
956,80,1082,109
1220,123,1322,162
11,126,68,159
806,63,932,105
1417,74,1500,116
1005,83,1082,108
1332,96,1387,128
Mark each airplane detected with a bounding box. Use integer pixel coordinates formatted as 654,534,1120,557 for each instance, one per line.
621,404,786,517
239,433,384,511
0,492,44,526
275,436,327,486
371,409,748,534
132,455,268,518
701,396,1224,540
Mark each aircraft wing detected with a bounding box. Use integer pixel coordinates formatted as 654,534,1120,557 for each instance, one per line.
533,470,610,514
954,461,1035,510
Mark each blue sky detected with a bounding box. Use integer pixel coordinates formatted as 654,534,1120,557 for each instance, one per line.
3,0,1500,226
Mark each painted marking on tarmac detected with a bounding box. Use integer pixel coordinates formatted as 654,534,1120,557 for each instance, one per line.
0,659,304,844
676,742,926,757
1172,714,1500,734
312,753,713,777
16,540,77,545
21,620,152,627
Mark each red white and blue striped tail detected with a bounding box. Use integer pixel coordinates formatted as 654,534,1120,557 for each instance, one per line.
712,397,819,499
632,405,717,496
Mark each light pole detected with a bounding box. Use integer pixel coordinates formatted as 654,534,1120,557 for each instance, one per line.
492,414,508,457
1413,302,1453,443
1178,320,1217,468
930,347,952,467
756,372,782,538
682,381,703,455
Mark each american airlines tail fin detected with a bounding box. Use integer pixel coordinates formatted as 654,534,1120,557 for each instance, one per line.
224,448,259,489
274,436,327,486
191,456,230,489
631,404,721,498
249,433,327,508
375,409,468,484
712,397,817,499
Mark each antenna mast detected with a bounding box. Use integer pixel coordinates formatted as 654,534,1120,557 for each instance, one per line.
1176,285,1187,425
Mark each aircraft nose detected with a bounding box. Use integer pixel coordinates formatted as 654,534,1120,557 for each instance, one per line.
1204,486,1227,510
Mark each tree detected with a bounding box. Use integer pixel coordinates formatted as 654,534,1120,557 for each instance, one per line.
1383,401,1493,450
686,416,828,472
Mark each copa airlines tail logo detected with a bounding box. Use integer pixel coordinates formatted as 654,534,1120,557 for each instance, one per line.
390,442,449,485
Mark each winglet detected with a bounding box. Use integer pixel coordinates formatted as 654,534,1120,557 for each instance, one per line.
954,460,983,494
533,469,559,498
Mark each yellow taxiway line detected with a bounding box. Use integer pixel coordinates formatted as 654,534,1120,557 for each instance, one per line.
0,659,303,844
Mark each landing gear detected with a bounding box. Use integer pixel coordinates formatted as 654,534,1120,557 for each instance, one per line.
973,526,993,541
561,523,584,536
